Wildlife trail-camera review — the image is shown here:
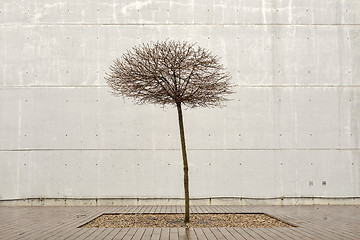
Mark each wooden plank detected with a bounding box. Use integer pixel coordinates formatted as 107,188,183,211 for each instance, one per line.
243,228,269,240
141,228,154,239
178,228,198,240
255,228,284,240
233,228,257,239
149,206,156,213
150,228,162,240
217,228,237,240
122,228,138,240
132,227,146,240
193,228,207,239
209,227,227,240
154,206,161,213
92,228,116,240
75,228,99,240
160,206,166,213
159,228,170,240
66,228,94,240
169,228,179,240
268,228,307,240
102,229,123,240
112,228,131,240
202,228,218,240
224,228,248,240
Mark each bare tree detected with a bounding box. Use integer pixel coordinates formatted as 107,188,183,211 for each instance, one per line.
105,40,233,223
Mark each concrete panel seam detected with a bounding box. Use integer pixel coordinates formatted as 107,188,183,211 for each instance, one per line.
2,85,360,89
1,23,360,26
0,148,359,152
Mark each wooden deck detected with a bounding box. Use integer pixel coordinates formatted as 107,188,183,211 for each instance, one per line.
0,205,359,239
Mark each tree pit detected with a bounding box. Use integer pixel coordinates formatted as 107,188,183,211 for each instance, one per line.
81,213,294,228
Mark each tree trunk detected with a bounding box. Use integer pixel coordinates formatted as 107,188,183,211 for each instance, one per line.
176,102,190,223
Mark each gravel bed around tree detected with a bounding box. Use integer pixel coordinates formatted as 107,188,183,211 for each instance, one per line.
81,213,294,228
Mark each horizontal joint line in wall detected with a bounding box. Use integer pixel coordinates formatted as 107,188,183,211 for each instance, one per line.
236,85,360,88
1,196,360,201
1,23,360,27
0,85,109,89
0,148,359,152
1,85,360,89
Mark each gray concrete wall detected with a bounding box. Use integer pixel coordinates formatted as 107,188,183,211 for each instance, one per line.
0,0,359,205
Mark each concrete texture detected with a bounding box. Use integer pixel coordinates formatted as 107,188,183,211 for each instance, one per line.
0,0,359,205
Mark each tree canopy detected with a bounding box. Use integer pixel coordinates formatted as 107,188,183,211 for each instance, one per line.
105,40,233,108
